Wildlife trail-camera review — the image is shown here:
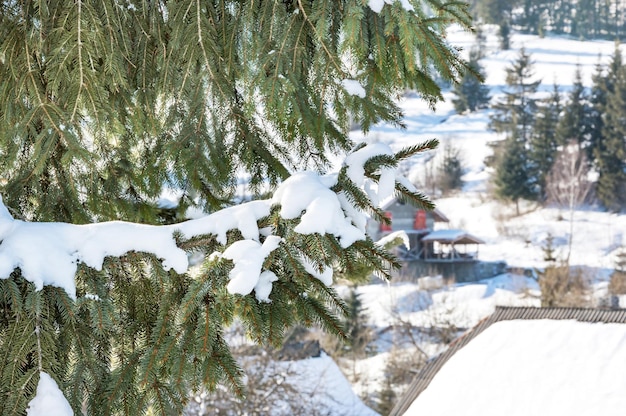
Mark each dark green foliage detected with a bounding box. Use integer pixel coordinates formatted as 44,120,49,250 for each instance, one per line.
490,48,541,143
595,46,626,211
499,20,511,50
471,0,626,40
452,49,491,113
490,48,541,207
493,134,536,213
556,65,593,149
0,141,439,414
0,0,472,222
377,376,397,416
588,60,609,162
542,233,558,263
529,83,561,200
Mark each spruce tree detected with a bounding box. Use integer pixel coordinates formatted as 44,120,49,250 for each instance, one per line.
452,48,491,113
556,65,592,149
490,47,541,147
588,60,609,166
529,83,561,200
493,131,536,215
0,0,474,414
437,142,465,194
595,45,626,211
490,47,541,207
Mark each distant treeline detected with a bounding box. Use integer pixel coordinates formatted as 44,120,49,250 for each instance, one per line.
470,0,626,40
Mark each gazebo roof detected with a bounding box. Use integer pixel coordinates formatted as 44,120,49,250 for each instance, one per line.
421,229,484,245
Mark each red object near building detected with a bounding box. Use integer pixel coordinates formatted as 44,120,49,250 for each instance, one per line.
380,211,393,232
414,210,427,229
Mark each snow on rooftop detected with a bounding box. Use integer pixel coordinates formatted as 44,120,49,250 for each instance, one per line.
422,229,484,244
406,319,626,416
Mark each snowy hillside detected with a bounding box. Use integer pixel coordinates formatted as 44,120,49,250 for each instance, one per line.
351,25,626,272
332,26,626,412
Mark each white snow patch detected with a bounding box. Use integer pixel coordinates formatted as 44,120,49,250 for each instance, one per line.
26,372,73,416
300,255,334,286
222,236,282,297
271,353,379,415
341,79,366,98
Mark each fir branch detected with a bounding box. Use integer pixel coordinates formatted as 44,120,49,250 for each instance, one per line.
394,139,440,160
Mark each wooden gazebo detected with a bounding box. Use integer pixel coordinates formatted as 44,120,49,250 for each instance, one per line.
419,229,484,262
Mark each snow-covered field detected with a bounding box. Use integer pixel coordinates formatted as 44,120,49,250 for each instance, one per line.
330,26,626,412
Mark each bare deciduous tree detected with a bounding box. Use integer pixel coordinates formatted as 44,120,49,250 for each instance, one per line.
546,142,593,263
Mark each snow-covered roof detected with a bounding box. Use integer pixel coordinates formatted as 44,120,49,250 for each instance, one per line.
391,307,626,416
421,229,484,244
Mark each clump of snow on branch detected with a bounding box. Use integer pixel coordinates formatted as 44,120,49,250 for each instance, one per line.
222,236,282,300
0,143,400,300
299,255,334,286
344,143,396,207
368,0,414,13
272,172,365,248
341,79,366,98
26,372,73,416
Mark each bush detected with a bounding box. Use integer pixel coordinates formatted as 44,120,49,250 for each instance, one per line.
538,265,591,307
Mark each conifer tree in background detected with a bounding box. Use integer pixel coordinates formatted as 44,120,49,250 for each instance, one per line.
588,60,609,167
489,47,541,210
556,65,593,151
490,47,541,147
437,142,465,195
529,83,561,200
343,286,373,358
452,48,491,113
493,131,536,215
0,0,474,414
594,45,626,211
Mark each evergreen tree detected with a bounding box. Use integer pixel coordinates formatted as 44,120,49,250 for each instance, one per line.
572,0,600,39
556,65,593,149
493,132,536,215
596,47,626,211
529,83,561,200
437,142,465,194
499,20,512,50
490,48,541,146
452,49,491,113
343,286,373,357
588,60,609,166
0,1,474,414
490,48,541,206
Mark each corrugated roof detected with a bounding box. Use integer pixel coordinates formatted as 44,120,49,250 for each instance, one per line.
389,306,626,416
